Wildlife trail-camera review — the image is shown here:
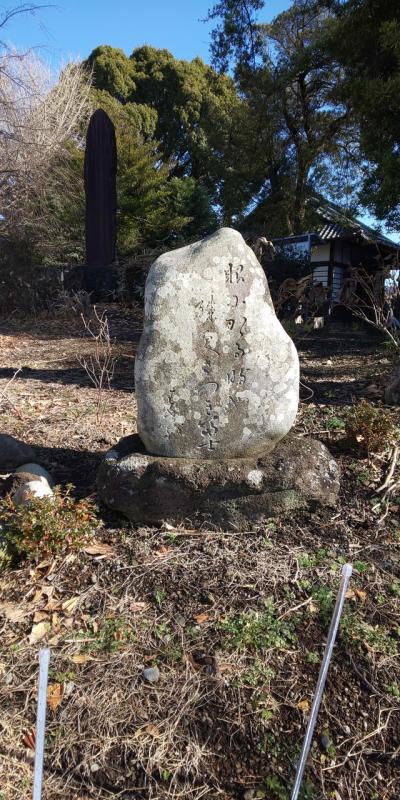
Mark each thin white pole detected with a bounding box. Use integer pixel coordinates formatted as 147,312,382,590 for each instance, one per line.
32,648,50,800
291,563,353,800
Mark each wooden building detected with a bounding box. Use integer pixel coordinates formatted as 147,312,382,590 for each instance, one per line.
271,199,399,313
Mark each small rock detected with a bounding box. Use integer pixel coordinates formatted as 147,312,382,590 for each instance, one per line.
12,478,54,506
143,666,160,684
343,724,351,735
64,681,75,698
319,733,331,752
15,463,54,486
0,434,35,473
243,790,255,800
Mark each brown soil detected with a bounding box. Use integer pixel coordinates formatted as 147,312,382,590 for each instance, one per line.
0,308,399,800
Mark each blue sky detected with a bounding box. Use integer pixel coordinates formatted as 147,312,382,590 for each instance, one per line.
4,0,292,68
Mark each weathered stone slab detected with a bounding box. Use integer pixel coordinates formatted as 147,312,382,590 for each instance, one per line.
135,228,299,459
98,435,340,530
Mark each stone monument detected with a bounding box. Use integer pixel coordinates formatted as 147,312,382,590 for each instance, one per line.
84,108,117,299
98,228,339,529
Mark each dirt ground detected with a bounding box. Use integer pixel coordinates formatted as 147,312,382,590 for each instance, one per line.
0,307,399,800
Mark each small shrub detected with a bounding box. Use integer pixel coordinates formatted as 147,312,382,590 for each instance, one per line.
344,399,396,454
0,486,98,561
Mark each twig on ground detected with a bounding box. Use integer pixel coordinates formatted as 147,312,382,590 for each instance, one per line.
0,365,21,410
376,445,399,493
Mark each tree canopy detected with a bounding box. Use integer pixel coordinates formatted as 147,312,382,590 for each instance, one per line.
2,0,400,270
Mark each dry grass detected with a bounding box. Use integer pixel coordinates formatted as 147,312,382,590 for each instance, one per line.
1,524,399,800
0,309,399,800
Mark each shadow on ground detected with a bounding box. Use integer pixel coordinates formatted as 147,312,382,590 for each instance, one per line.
0,360,135,392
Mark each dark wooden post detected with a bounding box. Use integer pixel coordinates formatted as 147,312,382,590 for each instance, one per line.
84,108,117,298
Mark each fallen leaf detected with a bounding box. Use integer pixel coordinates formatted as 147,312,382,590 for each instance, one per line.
215,659,234,674
52,612,61,629
145,723,160,737
185,652,200,671
308,602,318,614
70,653,92,665
129,601,148,613
62,596,80,614
133,723,160,738
48,635,60,646
29,621,50,645
355,589,367,602
33,611,50,623
297,699,310,714
83,542,114,557
162,522,175,531
1,604,26,623
22,728,35,750
47,683,64,712
194,613,209,625
35,559,55,576
44,599,61,612
155,546,173,556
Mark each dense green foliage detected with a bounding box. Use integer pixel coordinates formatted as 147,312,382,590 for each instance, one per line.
325,0,400,229
207,0,400,234
3,0,399,270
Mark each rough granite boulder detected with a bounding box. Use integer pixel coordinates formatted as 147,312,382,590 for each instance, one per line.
0,434,35,473
98,434,340,530
135,227,299,459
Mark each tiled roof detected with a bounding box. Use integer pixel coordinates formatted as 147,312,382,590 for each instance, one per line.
310,197,398,249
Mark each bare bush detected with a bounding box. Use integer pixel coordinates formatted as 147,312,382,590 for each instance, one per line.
78,308,118,421
0,46,91,252
340,254,400,350
52,288,92,316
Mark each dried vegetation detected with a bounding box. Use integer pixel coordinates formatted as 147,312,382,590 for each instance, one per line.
0,308,399,800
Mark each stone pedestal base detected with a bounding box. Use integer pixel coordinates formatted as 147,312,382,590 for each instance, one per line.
97,435,340,530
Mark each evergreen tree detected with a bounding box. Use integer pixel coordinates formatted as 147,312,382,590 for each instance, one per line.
325,0,400,230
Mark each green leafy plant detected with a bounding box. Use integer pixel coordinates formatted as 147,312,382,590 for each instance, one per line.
0,486,98,561
341,612,397,655
344,400,396,455
76,617,133,653
306,650,319,664
265,776,288,800
325,415,346,431
313,585,334,624
219,598,298,652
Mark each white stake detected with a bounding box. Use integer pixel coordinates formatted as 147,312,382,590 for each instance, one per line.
291,563,353,800
32,648,50,800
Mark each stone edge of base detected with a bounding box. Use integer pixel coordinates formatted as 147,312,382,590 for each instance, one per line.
97,433,340,531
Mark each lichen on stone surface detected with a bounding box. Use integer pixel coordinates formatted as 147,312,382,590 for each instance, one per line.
135,228,300,459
